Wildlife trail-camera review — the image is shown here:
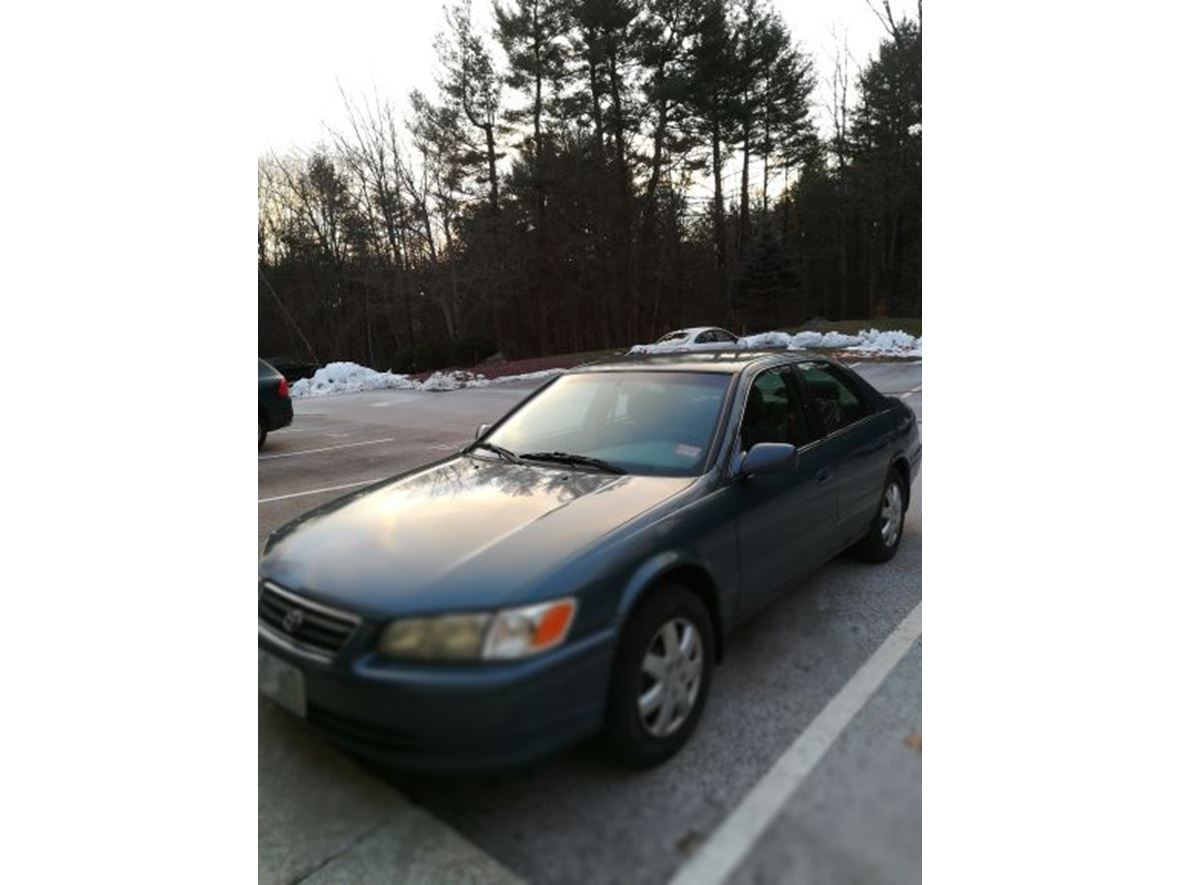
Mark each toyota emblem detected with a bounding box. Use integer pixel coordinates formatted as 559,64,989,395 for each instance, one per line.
283,609,304,633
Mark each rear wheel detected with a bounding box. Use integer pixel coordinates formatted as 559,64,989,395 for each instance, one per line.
259,415,267,450
853,467,905,562
603,584,714,767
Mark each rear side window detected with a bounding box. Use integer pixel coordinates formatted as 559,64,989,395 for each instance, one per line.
740,369,810,450
714,329,738,343
797,362,873,436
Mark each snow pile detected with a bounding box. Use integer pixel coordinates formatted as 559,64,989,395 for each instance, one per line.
417,370,476,392
740,329,862,350
740,327,921,356
289,363,566,398
289,362,416,398
842,328,922,356
628,326,921,356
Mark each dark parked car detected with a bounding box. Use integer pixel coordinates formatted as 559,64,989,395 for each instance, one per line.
258,351,920,770
258,359,293,449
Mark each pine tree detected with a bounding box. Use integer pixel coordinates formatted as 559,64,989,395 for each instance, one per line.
436,0,504,216
851,17,921,316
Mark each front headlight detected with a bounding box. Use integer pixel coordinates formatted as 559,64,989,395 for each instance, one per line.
377,598,577,661
483,598,577,660
377,612,492,660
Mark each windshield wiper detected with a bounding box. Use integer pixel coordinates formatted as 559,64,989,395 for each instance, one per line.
468,441,522,463
519,451,627,474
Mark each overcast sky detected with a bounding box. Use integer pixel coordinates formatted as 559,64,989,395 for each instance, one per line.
257,0,916,156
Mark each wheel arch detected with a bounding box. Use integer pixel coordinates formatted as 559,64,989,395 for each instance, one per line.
617,554,726,664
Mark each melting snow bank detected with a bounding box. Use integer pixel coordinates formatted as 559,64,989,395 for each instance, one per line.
289,362,565,398
629,327,921,357
741,327,921,356
289,362,415,397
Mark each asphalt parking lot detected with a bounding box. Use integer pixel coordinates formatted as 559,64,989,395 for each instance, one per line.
258,359,922,885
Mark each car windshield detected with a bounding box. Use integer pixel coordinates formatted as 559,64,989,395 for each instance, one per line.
657,331,690,343
483,372,732,476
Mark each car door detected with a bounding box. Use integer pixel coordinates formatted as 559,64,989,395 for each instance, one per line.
730,367,839,618
794,361,894,548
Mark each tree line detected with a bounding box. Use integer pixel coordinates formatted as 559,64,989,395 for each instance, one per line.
258,0,921,372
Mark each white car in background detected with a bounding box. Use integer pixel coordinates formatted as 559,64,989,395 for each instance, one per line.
629,326,744,354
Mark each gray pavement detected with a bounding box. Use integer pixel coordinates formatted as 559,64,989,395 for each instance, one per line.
258,360,922,885
259,698,521,885
726,642,922,885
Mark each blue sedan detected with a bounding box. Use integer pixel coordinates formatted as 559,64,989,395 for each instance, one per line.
258,351,920,770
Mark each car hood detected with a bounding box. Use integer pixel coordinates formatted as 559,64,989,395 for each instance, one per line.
260,456,694,617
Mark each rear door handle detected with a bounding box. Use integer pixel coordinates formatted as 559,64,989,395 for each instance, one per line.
815,467,833,486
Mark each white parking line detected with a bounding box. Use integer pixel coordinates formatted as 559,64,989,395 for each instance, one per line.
669,602,922,885
900,385,922,399
258,437,400,461
258,478,380,504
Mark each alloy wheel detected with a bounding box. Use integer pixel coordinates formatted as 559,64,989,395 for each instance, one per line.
637,618,703,738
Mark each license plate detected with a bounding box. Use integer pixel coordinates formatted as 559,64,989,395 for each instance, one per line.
259,649,306,717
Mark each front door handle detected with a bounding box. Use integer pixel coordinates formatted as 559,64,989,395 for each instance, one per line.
815,467,833,486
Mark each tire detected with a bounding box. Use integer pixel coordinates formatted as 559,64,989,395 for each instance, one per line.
853,467,906,563
259,415,268,450
603,583,714,767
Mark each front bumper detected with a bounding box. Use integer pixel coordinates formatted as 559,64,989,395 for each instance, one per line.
259,624,617,772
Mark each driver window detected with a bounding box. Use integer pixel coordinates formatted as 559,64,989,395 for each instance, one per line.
740,369,809,451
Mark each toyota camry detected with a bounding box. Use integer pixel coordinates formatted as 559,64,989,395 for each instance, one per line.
258,351,920,770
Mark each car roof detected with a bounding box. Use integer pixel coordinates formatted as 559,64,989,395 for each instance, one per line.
663,326,729,337
571,350,824,376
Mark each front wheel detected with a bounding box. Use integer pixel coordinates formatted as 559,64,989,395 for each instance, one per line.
853,467,905,562
603,584,714,767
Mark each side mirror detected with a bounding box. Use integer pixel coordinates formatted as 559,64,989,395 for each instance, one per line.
475,423,491,440
740,442,798,477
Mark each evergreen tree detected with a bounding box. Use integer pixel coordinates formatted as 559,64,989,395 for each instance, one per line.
436,0,504,216
851,17,921,316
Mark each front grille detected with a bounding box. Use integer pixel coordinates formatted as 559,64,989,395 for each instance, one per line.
258,582,358,656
